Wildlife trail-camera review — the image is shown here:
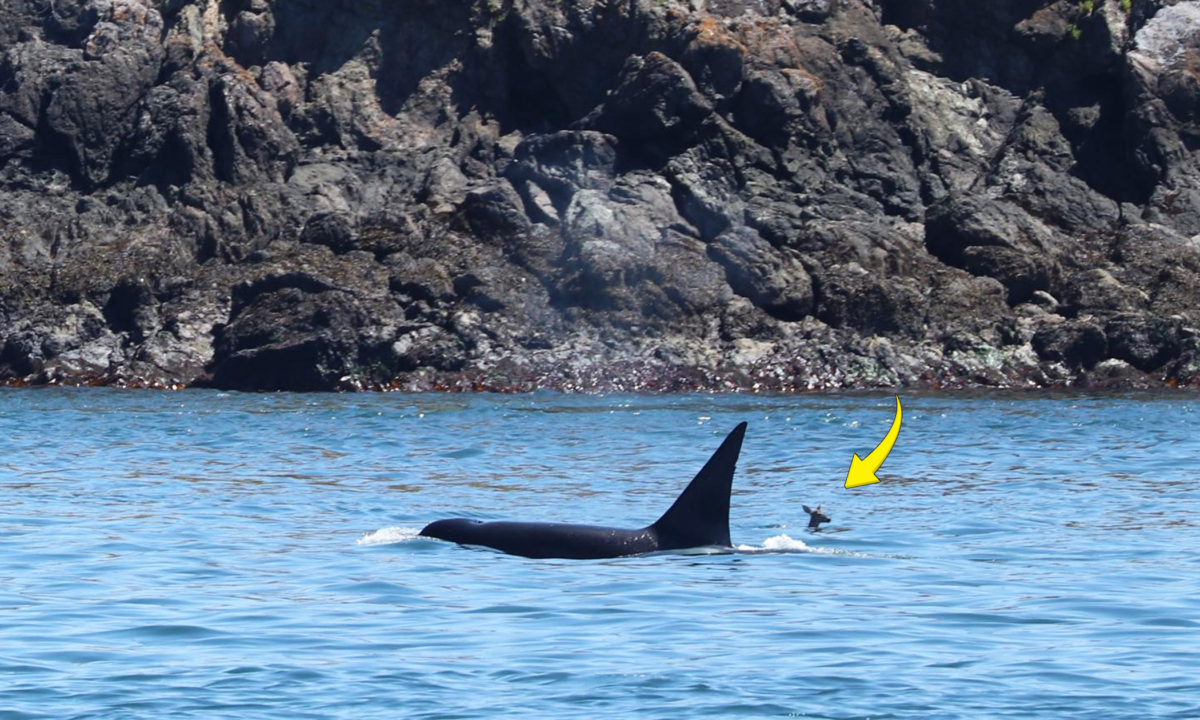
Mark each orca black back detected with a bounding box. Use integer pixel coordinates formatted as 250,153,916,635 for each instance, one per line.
419,422,748,559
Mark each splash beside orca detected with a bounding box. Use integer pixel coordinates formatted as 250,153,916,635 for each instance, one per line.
419,422,748,559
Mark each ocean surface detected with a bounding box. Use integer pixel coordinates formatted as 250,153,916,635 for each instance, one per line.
1,389,1198,719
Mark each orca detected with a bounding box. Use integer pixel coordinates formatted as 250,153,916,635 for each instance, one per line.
419,422,747,559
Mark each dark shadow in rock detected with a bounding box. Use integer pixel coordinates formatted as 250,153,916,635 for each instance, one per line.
102,280,154,343
1032,321,1107,369
470,20,577,134
1058,75,1150,205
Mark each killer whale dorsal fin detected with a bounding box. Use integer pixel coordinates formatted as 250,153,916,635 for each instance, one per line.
650,421,747,548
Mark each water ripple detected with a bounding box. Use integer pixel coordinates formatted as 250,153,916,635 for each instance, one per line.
0,389,1198,719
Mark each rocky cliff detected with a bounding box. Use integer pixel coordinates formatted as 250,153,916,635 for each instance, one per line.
2,0,1199,391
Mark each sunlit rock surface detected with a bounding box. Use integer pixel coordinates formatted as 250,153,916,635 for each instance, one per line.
1,0,1199,391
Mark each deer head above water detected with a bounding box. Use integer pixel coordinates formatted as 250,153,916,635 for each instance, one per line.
802,505,830,530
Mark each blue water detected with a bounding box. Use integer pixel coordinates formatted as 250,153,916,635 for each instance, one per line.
1,389,1198,719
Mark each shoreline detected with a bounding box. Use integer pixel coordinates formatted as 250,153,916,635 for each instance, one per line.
3,361,1195,394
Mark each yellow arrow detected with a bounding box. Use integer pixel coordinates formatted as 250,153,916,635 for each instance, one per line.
844,395,902,489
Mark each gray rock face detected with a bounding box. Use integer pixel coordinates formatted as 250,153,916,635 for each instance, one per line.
1,0,1199,391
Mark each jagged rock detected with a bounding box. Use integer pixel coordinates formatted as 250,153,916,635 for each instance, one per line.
461,184,532,243
1127,3,1200,232
1104,313,1182,372
388,256,457,305
581,52,713,145
207,73,298,184
1166,336,1200,385
42,1,165,187
300,212,357,254
1031,290,1060,313
925,194,1057,267
783,0,834,22
959,246,1052,305
260,62,303,119
209,282,373,391
1,0,1200,391
0,114,35,160
391,325,466,372
1032,320,1107,368
710,227,813,320
816,264,925,337
1061,268,1148,315
228,9,275,66
508,131,618,199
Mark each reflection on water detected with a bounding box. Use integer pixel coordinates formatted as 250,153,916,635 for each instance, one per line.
0,388,1198,719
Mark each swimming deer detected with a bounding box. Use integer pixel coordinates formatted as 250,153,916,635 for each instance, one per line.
803,505,830,530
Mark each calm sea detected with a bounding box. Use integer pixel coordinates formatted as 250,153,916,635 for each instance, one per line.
1,389,1197,719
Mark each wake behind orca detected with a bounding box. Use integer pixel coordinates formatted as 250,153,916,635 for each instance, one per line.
419,422,747,559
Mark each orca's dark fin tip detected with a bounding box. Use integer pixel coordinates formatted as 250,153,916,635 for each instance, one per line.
722,421,747,446
650,420,748,548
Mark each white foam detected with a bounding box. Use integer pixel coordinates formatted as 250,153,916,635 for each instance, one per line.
356,526,423,546
736,533,810,553
761,534,811,551
737,534,871,557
